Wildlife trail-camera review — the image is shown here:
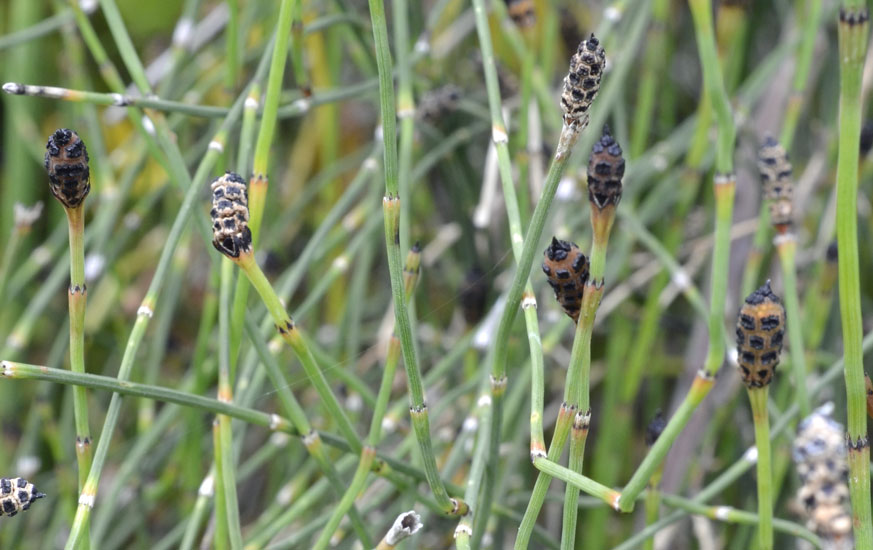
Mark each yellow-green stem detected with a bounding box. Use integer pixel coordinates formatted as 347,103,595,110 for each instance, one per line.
835,4,873,547
775,235,810,418
748,386,773,550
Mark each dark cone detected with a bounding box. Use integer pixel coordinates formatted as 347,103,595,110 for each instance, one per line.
210,172,252,259
587,126,625,209
0,477,46,517
44,128,90,209
735,281,785,388
542,237,588,322
459,267,489,326
861,120,873,156
561,34,605,128
645,410,667,447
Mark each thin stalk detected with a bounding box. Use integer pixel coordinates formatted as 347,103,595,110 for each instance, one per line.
629,0,671,158
0,8,75,51
658,494,821,547
747,386,773,550
65,205,92,491
250,0,295,244
393,0,415,254
216,259,243,549
531,458,621,506
234,251,361,453
310,247,420,548
368,0,465,516
225,0,239,90
616,0,736,512
466,3,551,542
643,466,663,550
781,0,823,150
0,360,466,496
613,326,873,550
775,234,810,418
835,3,873,547
61,121,235,549
560,204,614,548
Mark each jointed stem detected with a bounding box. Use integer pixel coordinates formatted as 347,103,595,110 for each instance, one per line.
368,0,465,516
65,206,92,485
835,3,873,547
616,0,736,512
747,386,773,550
235,251,362,453
775,235,811,418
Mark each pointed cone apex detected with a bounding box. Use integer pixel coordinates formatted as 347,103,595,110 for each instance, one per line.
745,280,781,306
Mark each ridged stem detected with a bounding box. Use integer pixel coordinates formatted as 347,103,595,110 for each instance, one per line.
61,128,231,550
368,0,465,516
515,404,575,549
775,234,811,418
747,386,773,550
617,0,736,512
65,205,92,549
215,258,243,549
249,0,296,244
0,361,467,498
235,251,361,453
836,4,873,547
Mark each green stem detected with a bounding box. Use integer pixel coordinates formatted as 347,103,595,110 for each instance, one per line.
781,0,823,150
618,0,737,513
368,0,464,516
249,0,296,246
659,493,821,547
235,252,362,454
617,373,715,512
775,235,810,418
466,0,551,536
65,205,92,483
216,259,243,549
531,457,621,507
61,122,234,549
747,386,772,550
836,4,873,547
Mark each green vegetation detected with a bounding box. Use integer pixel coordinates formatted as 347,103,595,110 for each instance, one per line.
0,0,869,548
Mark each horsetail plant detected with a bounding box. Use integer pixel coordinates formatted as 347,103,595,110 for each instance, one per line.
467,27,606,548
516,125,623,550
0,477,45,518
616,0,737,513
736,281,786,550
44,128,93,536
557,126,624,548
793,404,853,549
643,411,667,550
311,244,422,550
835,2,873,547
368,0,468,518
209,172,363,455
757,136,810,418
376,510,423,549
